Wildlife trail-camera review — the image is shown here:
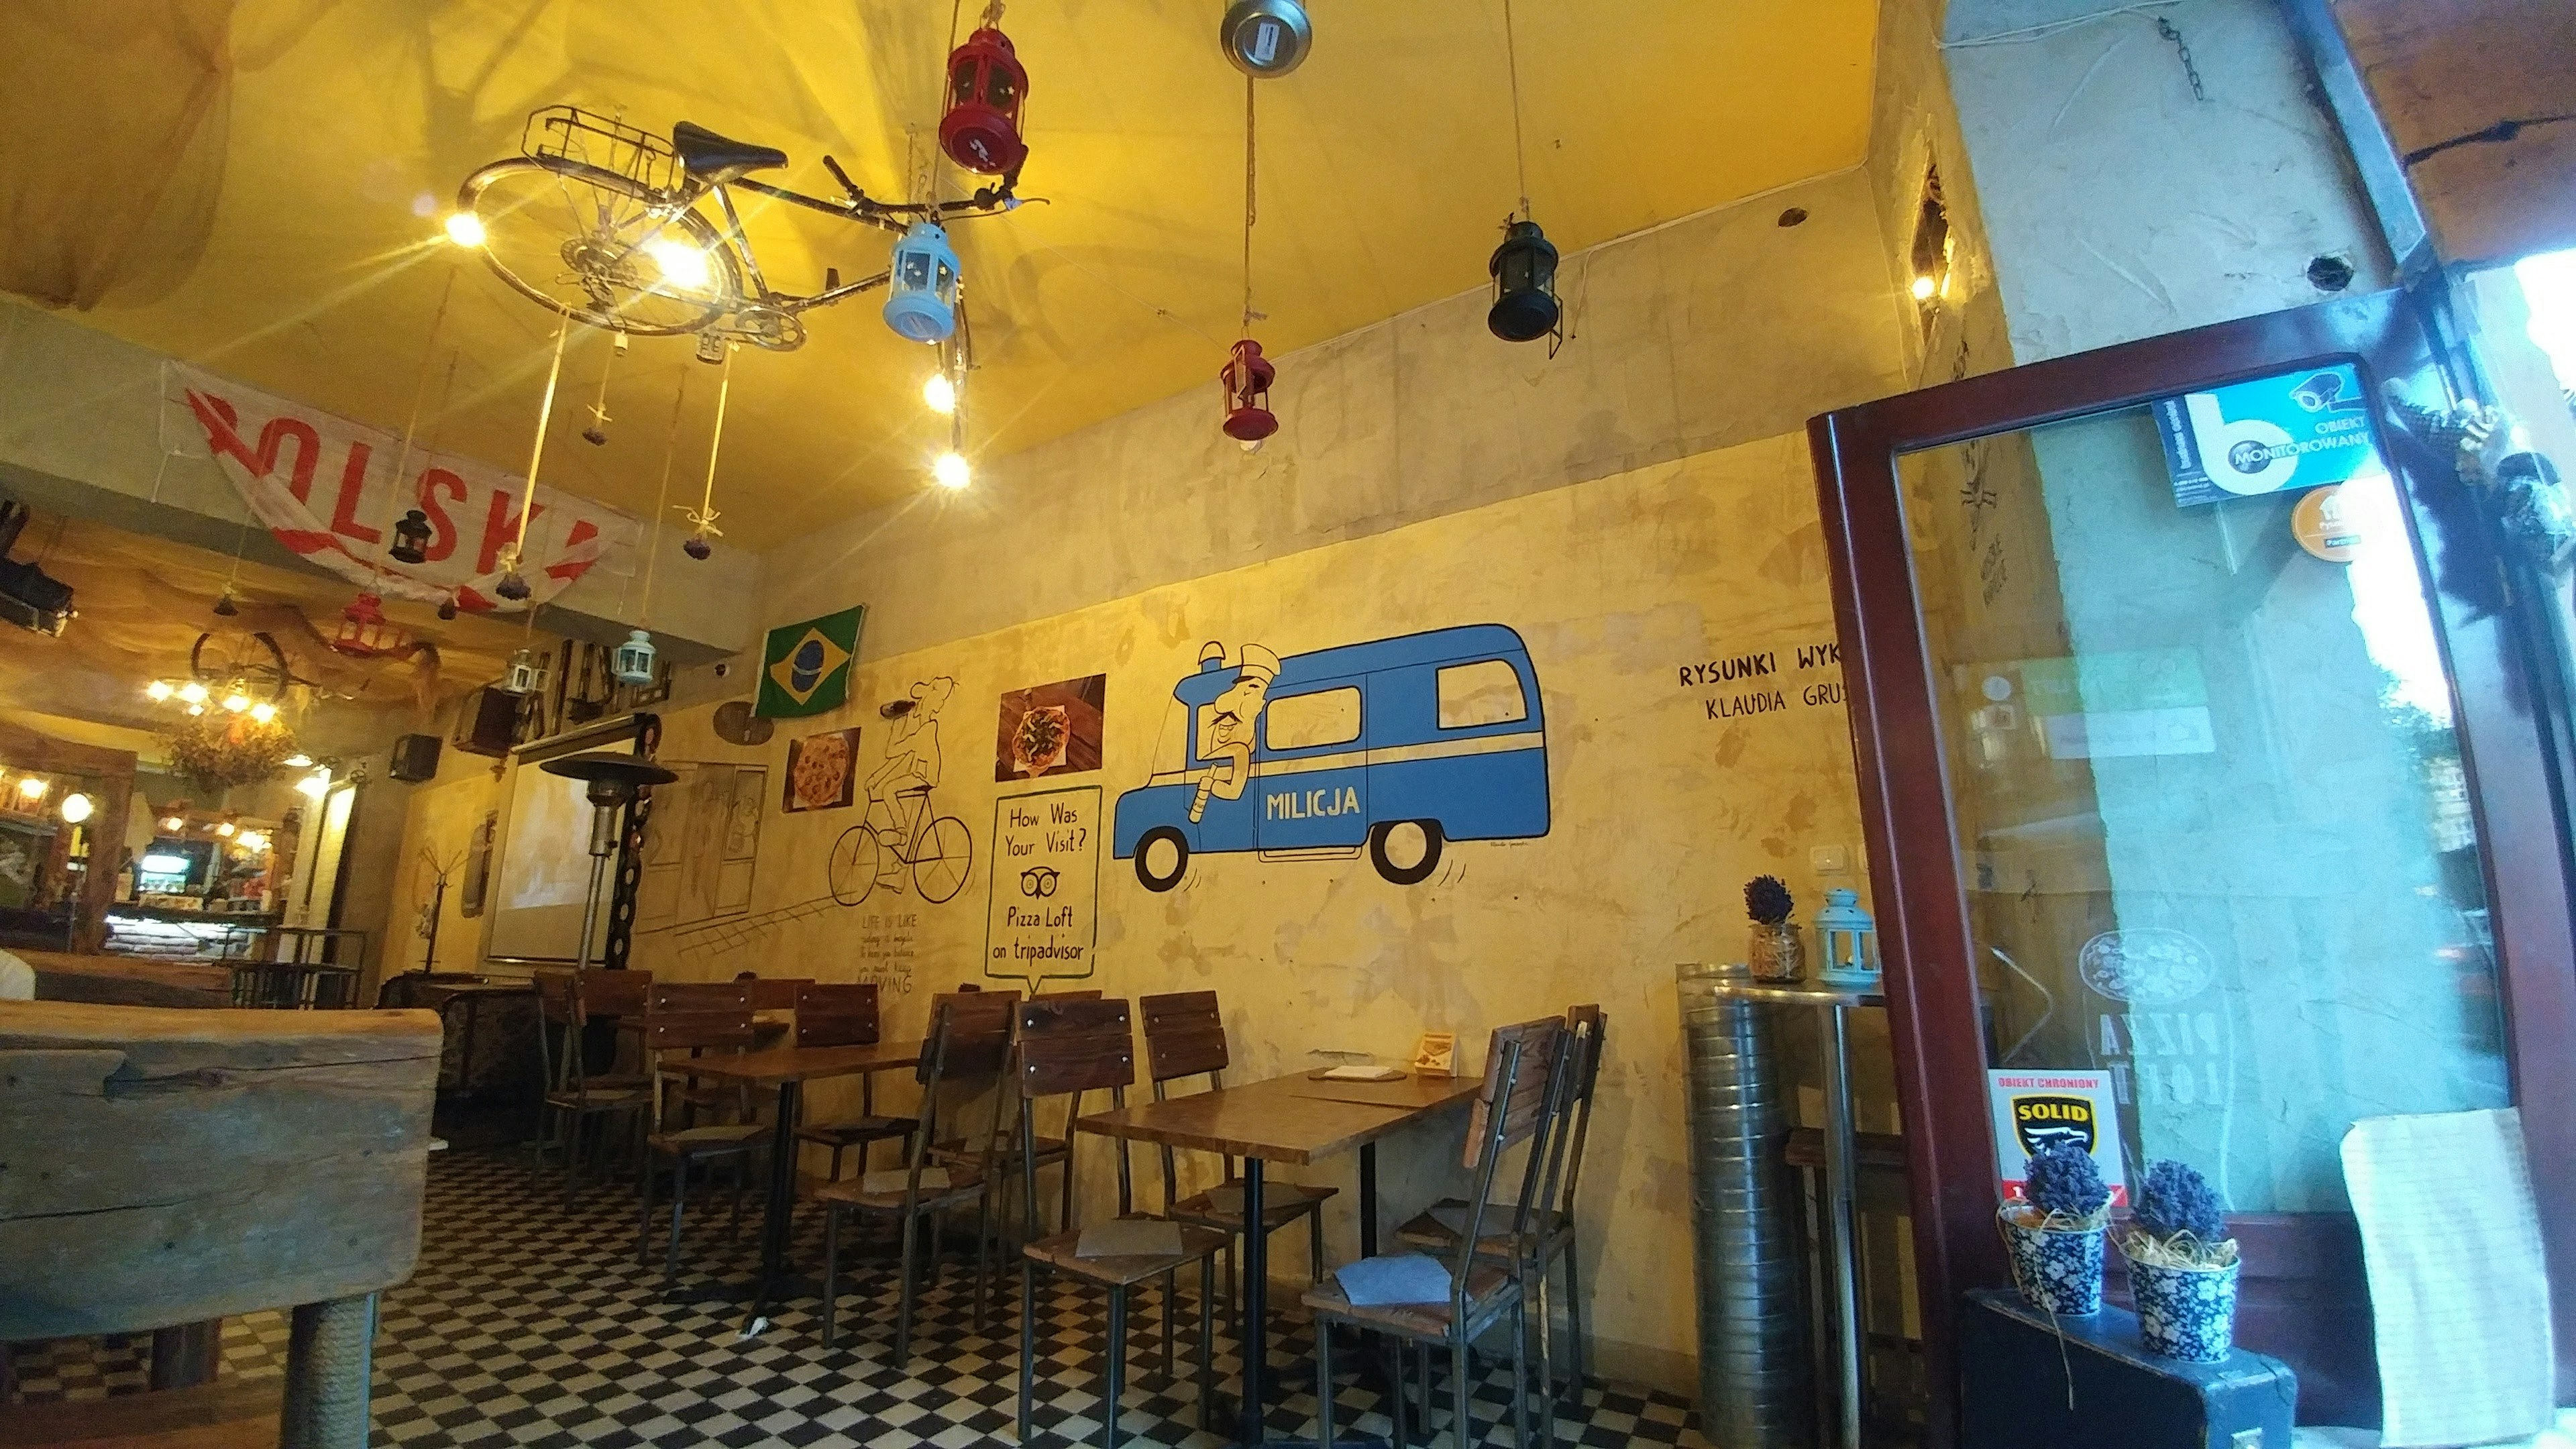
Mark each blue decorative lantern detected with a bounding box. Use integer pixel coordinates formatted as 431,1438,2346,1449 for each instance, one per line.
882,222,960,343
1815,888,1882,987
612,628,657,686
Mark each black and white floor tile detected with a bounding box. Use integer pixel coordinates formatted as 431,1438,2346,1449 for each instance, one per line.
10,1150,1709,1449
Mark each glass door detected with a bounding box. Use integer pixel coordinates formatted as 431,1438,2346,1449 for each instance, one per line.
1810,290,2576,1444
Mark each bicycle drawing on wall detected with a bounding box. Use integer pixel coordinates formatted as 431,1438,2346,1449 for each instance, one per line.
828,677,973,906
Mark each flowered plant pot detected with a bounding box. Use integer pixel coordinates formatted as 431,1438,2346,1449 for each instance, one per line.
1999,1208,2106,1316
1748,922,1806,983
2129,1254,2240,1362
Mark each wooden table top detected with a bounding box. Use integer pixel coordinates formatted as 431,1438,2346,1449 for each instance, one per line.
1271,1070,1481,1111
672,1038,922,1087
1075,1071,1479,1165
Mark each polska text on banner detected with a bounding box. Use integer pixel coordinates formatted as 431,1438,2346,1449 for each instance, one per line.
159,362,640,612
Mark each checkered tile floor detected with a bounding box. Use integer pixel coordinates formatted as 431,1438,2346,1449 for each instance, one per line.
9,1150,1709,1448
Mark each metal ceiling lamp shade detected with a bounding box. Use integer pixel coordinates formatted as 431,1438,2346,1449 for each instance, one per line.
882,222,961,343
941,14,1030,176
1220,0,1311,77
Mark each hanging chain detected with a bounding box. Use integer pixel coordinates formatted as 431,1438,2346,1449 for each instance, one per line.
688,345,733,539
1242,76,1258,332
1503,0,1531,219
638,368,688,628
2155,18,2206,102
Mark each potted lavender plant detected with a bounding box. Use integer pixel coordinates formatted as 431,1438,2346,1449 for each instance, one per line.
2120,1160,2241,1361
1743,874,1804,983
1999,1141,2110,1315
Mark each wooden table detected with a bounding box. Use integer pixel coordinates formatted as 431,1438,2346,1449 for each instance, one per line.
1077,1071,1480,1445
676,1038,923,1326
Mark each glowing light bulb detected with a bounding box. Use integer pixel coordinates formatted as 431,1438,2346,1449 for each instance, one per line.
237,831,268,853
444,212,486,248
923,372,958,415
59,792,91,824
161,816,184,832
932,451,971,490
284,754,313,768
1911,273,1939,301
643,237,711,290
146,680,174,702
215,821,235,837
178,681,209,705
297,769,331,800
248,701,277,724
186,703,206,716
221,690,250,713
15,777,46,800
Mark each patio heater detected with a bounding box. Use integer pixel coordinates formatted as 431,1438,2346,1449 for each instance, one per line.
539,749,676,975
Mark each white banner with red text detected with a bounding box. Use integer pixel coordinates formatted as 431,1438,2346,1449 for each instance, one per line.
160,362,639,613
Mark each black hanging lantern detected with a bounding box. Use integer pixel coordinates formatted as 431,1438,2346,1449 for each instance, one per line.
1487,218,1560,343
389,508,432,566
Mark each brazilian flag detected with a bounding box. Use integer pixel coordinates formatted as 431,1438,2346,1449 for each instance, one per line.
755,606,863,718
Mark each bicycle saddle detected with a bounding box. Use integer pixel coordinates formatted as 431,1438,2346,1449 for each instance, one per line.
672,121,788,184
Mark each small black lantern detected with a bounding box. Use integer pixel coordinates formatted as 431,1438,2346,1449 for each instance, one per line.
1487,218,1560,344
390,508,432,566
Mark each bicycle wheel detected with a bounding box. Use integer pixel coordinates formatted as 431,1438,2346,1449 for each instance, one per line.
458,158,741,336
911,815,973,904
826,824,883,908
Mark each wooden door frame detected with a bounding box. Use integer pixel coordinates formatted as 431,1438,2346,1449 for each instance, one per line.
1806,287,2576,1444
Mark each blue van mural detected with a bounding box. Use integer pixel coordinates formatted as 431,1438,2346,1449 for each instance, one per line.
1112,625,1550,889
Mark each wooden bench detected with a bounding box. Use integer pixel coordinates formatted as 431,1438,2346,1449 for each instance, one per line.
0,1000,440,1446
16,951,232,1009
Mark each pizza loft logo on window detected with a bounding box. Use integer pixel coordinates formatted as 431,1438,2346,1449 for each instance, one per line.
2012,1095,2098,1157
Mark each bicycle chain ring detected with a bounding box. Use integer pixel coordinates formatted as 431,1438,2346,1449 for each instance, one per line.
728,305,806,352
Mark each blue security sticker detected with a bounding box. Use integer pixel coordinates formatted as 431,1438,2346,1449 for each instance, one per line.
2154,362,2387,507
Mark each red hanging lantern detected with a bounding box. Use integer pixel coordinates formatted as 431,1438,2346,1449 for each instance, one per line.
1220,339,1277,442
939,27,1030,176
329,592,409,659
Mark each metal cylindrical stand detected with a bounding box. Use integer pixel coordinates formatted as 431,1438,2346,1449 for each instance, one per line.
1677,961,1815,1449
281,1292,376,1448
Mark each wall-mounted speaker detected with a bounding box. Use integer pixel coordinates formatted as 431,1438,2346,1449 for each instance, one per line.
390,733,442,782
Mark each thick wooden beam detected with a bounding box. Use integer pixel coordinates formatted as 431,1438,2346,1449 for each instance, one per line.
2333,0,2576,264
17,950,231,1008
0,1001,439,1340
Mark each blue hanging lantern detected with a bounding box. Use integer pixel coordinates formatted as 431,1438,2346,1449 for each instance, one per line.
612,628,657,686
1815,888,1882,987
882,222,960,343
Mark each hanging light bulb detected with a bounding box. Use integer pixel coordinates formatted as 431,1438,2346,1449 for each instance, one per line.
16,776,48,801
443,212,487,248
59,792,92,824
214,820,235,837
932,451,973,491
186,703,207,716
643,238,712,291
145,680,174,702
248,700,278,724
924,371,959,415
161,815,185,833
178,681,209,706
221,687,251,713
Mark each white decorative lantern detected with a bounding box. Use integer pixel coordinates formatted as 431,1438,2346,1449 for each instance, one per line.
503,647,548,696
1815,888,1882,987
612,629,657,686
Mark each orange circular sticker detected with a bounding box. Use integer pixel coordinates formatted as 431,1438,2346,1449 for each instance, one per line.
2293,485,2361,563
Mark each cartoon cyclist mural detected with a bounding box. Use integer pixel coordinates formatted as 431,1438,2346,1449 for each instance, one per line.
1114,626,1549,890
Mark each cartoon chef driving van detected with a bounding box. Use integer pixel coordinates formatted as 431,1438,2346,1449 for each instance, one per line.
1189,642,1279,822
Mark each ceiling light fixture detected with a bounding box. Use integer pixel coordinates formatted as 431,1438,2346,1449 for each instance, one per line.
249,701,278,724
59,792,91,824
1911,274,1938,301
932,450,973,491
924,371,959,415
643,237,712,291
161,815,185,833
178,681,209,705
443,213,487,248
221,688,250,713
215,820,235,837
1485,0,1562,348
145,680,174,702
15,776,46,800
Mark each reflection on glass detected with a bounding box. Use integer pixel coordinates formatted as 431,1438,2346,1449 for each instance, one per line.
1898,398,2506,1215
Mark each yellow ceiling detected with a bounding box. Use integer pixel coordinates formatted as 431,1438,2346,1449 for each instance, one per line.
39,0,1877,550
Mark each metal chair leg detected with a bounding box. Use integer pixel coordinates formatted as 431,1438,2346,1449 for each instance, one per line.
1309,1208,1326,1283
1511,1300,1532,1449
1563,1244,1587,1397
1390,1336,1411,1449
1316,1307,1338,1448
637,1153,657,1267
563,1116,581,1210
1450,1336,1472,1449
821,1203,843,1348
1161,1271,1175,1383
1018,1264,1039,1444
894,1207,923,1371
662,1161,688,1297
1104,1285,1126,1449
1197,1256,1216,1433
972,1189,996,1335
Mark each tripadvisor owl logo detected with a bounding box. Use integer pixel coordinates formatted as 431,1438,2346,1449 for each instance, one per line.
2013,1094,2097,1157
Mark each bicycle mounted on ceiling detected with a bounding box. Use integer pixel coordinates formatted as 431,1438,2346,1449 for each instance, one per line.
455,106,1026,354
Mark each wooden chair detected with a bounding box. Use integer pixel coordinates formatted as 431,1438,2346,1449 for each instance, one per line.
926,988,1073,1238
1307,1016,1571,1449
792,982,918,1181
1014,998,1226,1449
814,991,1014,1366
736,973,812,1012
0,1000,438,1448
1140,990,1334,1332
1396,1004,1607,1401
529,968,651,1204
635,981,767,1296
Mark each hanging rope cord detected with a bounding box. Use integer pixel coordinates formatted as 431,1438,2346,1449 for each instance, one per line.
691,345,735,539
1242,76,1257,332
1503,0,1531,221
504,317,572,629
637,369,688,631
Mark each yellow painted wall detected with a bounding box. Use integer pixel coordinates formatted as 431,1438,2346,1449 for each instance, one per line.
619,428,1862,1391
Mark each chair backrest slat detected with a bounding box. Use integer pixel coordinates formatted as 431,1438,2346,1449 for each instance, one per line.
920,991,1018,1082
1463,1016,1565,1169
1016,998,1136,1098
1140,990,1228,1082
796,982,881,1046
651,981,753,1014
741,975,810,1011
581,969,652,1018
644,1008,757,1053
1554,1004,1608,1208
533,969,577,1026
